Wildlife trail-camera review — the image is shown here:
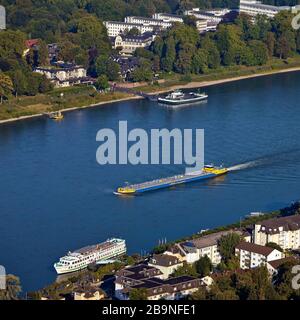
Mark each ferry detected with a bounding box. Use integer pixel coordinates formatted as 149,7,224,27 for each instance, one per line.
54,238,127,274
116,165,228,195
158,90,208,105
49,111,64,120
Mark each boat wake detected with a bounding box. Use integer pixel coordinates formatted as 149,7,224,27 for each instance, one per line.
228,148,300,172
228,160,262,172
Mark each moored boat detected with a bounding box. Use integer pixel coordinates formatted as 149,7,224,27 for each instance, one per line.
49,111,64,120
54,238,127,274
158,90,208,105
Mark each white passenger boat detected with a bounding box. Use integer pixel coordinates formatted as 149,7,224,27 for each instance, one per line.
54,238,126,274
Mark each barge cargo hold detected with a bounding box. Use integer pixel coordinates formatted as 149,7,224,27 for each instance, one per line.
116,165,228,195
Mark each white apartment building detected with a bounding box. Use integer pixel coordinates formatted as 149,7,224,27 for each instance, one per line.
152,13,184,23
253,215,300,250
112,33,156,55
239,0,290,18
35,64,88,88
185,8,229,24
104,21,155,37
0,5,6,30
236,242,284,269
124,16,173,29
166,230,246,266
196,19,208,33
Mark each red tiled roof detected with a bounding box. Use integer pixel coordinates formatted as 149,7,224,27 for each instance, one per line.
236,242,275,256
25,39,39,49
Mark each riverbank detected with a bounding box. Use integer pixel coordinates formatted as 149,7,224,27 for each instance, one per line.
1,59,300,125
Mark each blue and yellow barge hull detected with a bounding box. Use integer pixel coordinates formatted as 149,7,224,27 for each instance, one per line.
116,165,228,195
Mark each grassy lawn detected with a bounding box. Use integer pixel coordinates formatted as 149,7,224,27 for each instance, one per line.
0,86,131,121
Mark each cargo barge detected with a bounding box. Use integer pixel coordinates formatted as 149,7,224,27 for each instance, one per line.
116,165,228,195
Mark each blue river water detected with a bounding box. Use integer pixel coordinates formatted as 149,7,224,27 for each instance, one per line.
1,71,300,292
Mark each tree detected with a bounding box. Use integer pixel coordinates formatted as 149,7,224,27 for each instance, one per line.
0,275,22,300
129,288,148,300
191,49,208,74
0,73,14,104
37,40,49,66
190,286,207,300
183,15,197,28
248,40,268,65
172,263,198,277
265,32,275,57
276,35,290,59
175,46,194,74
151,36,164,57
195,256,212,277
131,60,153,82
266,242,283,252
274,261,300,299
95,75,109,90
106,61,120,81
125,27,140,37
218,233,241,262
161,37,176,72
11,69,28,97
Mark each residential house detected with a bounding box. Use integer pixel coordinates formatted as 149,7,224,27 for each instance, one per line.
235,242,284,270
48,43,60,63
111,32,156,55
111,55,140,81
35,63,92,88
148,254,183,279
73,287,105,301
267,256,299,275
23,39,39,57
253,215,300,250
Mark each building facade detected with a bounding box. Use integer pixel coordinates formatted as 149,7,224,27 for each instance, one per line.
239,0,290,18
112,33,156,55
115,264,202,301
148,254,183,279
0,5,6,30
104,21,155,37
166,230,246,265
185,8,227,24
196,19,208,33
35,64,89,88
235,242,284,269
124,16,173,29
152,13,184,23
253,215,300,250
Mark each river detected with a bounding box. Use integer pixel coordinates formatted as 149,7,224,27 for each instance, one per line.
1,71,300,292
